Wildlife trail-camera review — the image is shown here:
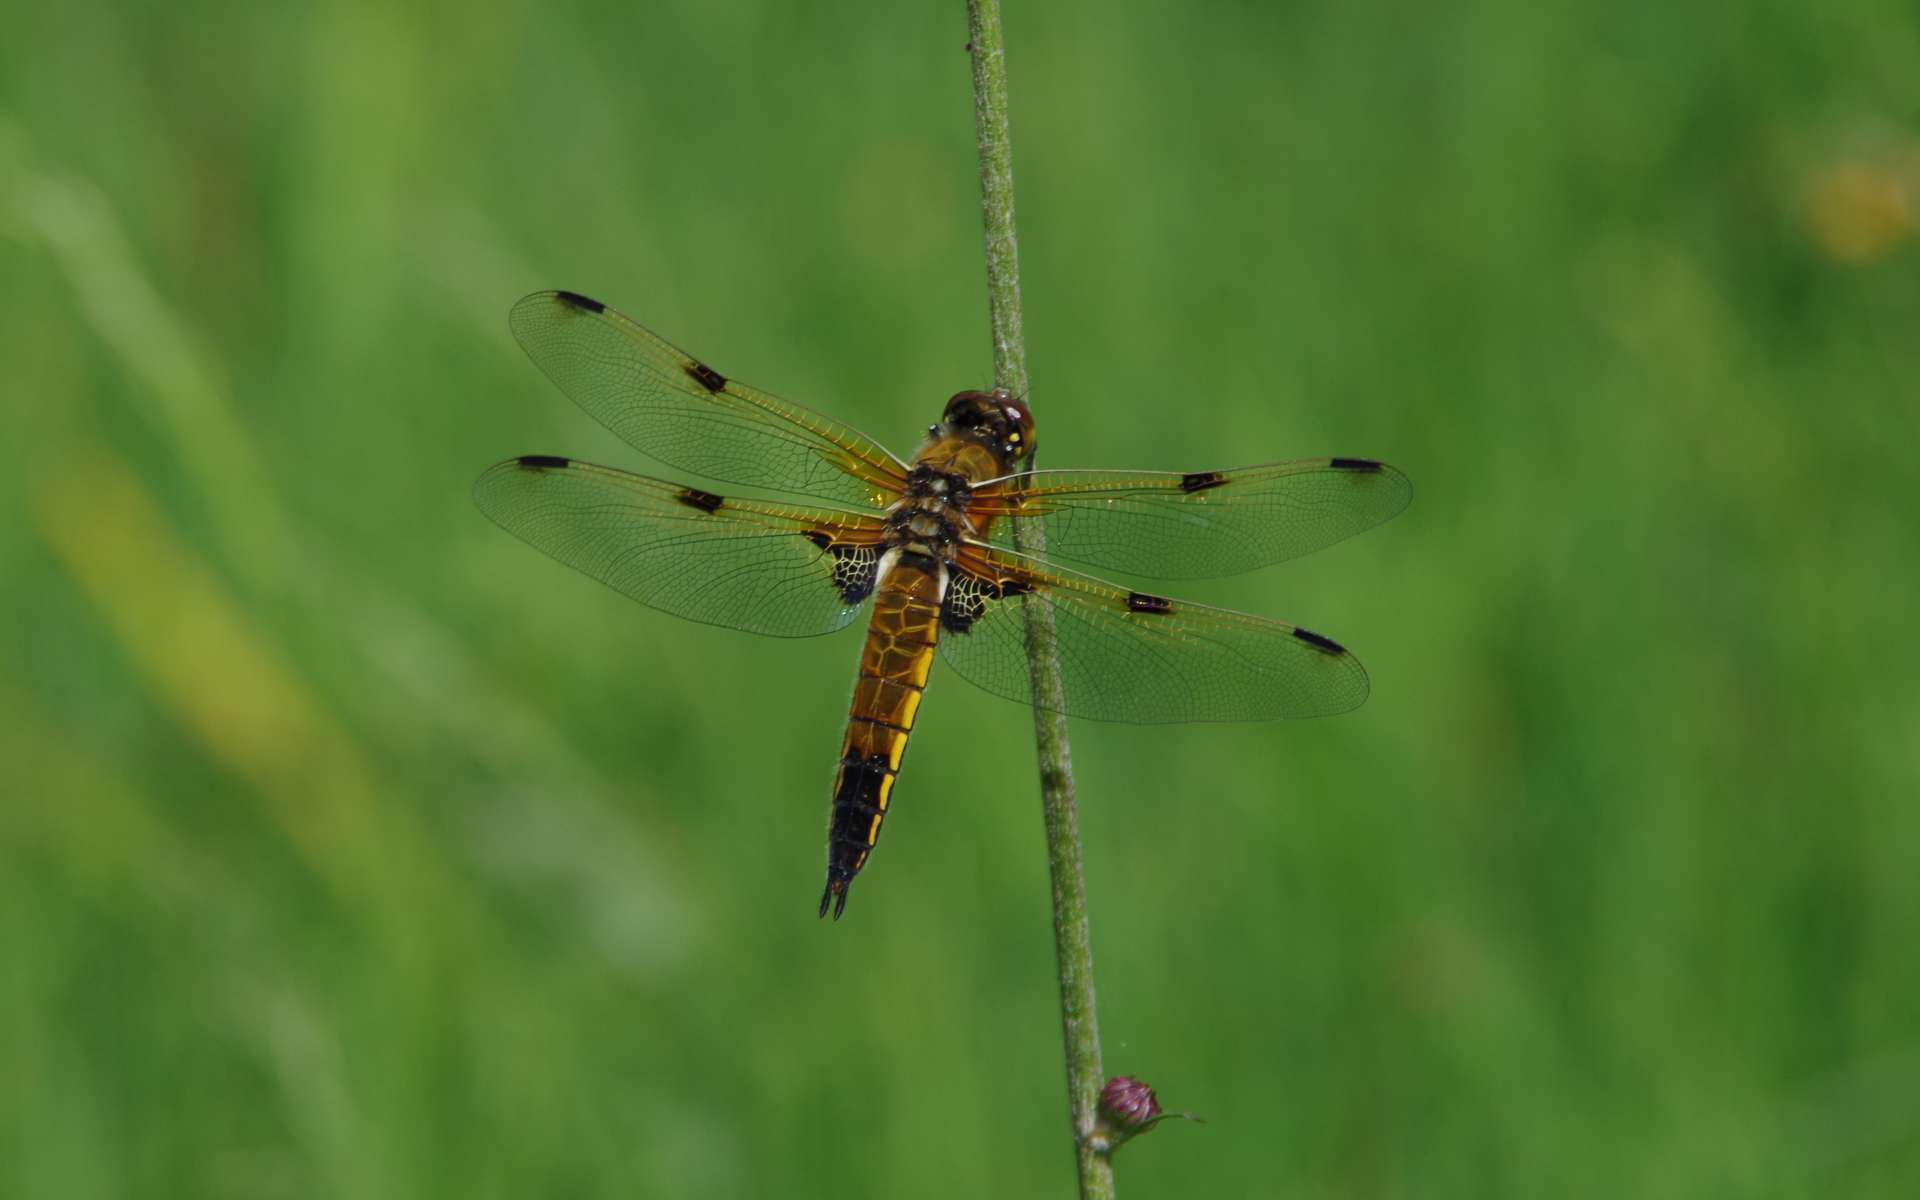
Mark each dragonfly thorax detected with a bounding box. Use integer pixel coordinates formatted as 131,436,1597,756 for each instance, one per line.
884,465,977,557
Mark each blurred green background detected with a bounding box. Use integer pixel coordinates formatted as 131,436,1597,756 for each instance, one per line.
5,0,1919,1195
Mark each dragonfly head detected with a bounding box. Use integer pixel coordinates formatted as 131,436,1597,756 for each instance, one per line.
941,388,1036,469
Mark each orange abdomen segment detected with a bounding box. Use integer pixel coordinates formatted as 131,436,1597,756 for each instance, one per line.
820,558,944,919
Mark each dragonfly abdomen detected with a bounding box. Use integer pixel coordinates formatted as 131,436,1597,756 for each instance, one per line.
820,554,945,919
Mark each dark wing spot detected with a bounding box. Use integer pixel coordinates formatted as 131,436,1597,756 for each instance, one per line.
943,571,1037,633
941,572,992,633
684,361,728,393
552,290,605,313
676,487,725,514
829,544,878,605
1126,591,1175,614
1179,471,1227,493
1329,457,1384,472
515,454,571,469
1292,627,1346,654
802,530,833,550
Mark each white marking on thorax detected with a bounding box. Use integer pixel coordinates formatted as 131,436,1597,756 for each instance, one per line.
875,546,901,592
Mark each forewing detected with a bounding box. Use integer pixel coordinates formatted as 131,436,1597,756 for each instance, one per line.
509,291,910,510
972,458,1411,579
938,543,1370,723
474,455,886,638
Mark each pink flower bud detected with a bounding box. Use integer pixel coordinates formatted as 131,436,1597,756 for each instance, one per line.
1099,1075,1162,1130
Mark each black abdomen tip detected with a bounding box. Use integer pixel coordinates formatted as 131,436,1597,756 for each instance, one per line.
553,290,605,313
819,875,851,920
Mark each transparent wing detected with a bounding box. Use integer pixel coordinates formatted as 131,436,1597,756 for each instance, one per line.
971,458,1411,579
474,455,888,638
509,290,910,510
937,542,1370,723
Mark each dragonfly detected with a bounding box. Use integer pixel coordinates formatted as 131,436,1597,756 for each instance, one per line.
477,290,1410,919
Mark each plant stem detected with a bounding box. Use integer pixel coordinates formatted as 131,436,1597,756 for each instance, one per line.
964,4,1113,1197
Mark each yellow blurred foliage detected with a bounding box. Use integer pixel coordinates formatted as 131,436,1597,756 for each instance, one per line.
1805,160,1913,265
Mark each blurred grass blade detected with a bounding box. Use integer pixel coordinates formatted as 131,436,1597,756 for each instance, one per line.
2,140,286,573
31,447,445,928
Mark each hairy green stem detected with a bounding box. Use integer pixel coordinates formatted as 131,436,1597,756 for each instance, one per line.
964,4,1113,1196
